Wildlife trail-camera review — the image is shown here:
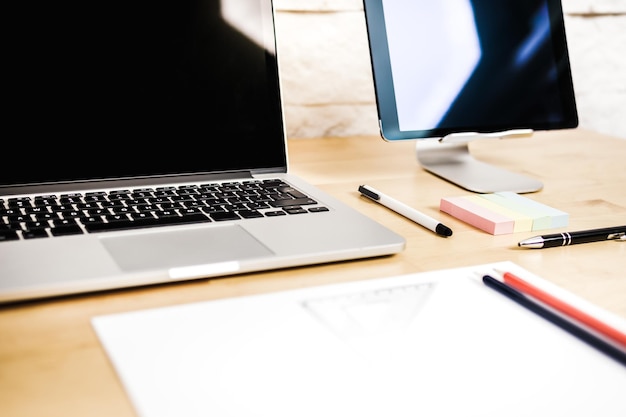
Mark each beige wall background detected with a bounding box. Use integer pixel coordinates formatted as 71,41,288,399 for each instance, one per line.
273,0,626,139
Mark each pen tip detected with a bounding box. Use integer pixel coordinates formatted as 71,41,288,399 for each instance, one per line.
436,224,453,237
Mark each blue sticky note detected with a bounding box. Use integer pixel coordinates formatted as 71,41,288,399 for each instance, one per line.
495,192,569,228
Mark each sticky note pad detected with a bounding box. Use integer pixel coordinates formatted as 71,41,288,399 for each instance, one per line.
440,193,568,235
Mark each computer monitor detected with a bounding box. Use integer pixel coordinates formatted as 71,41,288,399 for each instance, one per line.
362,0,578,193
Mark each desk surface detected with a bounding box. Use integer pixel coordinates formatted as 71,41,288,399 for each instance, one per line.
2,128,625,417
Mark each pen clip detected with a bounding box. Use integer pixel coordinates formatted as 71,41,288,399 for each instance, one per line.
608,232,626,241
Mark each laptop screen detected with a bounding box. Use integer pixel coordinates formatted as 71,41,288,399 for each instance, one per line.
4,0,287,187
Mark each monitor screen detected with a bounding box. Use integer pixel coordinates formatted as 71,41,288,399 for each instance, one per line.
363,0,578,140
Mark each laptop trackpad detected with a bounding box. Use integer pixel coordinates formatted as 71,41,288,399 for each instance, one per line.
99,225,273,272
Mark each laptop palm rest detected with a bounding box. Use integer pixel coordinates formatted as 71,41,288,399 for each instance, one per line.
99,225,273,273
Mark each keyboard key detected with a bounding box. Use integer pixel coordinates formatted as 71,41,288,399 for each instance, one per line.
237,210,264,219
210,211,241,221
265,210,287,217
269,197,317,207
277,186,308,198
23,229,49,239
309,207,329,213
284,207,308,215
24,221,49,231
0,230,20,241
84,213,210,233
51,223,84,236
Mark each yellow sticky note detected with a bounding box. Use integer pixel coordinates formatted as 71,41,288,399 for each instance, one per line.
479,193,552,231
463,195,533,233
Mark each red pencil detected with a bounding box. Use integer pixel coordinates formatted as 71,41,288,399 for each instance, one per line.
493,269,626,349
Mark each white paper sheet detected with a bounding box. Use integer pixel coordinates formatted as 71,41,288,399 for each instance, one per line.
92,261,626,417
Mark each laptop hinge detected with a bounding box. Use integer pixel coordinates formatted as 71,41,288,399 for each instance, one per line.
0,171,266,197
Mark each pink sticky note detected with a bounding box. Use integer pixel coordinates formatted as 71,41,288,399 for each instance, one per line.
440,196,515,235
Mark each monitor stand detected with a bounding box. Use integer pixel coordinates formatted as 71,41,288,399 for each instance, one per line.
415,129,542,194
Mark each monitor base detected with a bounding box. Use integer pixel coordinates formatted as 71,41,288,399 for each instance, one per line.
415,129,542,194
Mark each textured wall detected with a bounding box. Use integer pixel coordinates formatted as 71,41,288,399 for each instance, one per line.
274,0,626,139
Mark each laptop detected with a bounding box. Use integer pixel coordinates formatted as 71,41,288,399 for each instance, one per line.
0,0,405,304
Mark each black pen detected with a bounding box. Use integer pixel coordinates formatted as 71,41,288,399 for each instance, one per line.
358,185,452,237
482,274,626,367
518,225,626,249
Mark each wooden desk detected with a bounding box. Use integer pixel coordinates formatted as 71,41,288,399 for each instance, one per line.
2,128,625,417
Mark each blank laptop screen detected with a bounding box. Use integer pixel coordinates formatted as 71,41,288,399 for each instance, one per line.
4,0,287,187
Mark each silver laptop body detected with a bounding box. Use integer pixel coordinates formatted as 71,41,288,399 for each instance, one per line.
0,0,405,304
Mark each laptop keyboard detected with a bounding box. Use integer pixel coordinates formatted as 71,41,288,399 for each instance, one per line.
0,179,329,242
